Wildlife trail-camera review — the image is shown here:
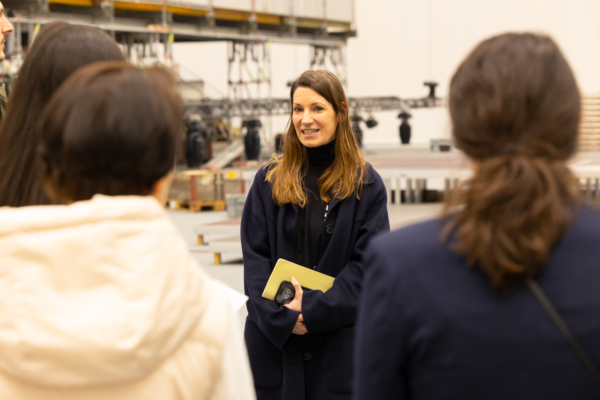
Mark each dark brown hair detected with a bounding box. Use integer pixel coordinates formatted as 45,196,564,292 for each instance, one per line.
0,22,125,207
443,33,581,291
266,70,367,206
40,62,183,203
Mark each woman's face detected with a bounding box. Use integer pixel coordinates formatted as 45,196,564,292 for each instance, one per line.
292,87,338,148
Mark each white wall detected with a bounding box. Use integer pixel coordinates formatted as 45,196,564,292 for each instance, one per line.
173,0,600,145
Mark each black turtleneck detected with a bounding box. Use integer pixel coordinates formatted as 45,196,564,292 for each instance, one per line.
297,139,336,270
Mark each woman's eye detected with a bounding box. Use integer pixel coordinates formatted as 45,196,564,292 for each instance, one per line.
293,108,302,112
314,106,324,111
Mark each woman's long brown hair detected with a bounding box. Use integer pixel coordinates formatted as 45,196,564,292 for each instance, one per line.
0,22,125,207
443,33,581,292
266,70,367,206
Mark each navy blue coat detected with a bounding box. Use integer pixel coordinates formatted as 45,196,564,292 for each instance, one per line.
242,164,389,400
354,203,600,399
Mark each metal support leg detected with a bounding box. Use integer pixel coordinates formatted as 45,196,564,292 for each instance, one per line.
415,179,424,203
444,178,451,200
406,179,413,204
384,177,392,205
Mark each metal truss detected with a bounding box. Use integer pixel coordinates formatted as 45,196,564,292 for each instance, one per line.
185,96,445,119
185,98,289,119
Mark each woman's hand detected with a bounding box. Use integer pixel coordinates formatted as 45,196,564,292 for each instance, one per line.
285,278,306,335
291,314,308,335
284,277,303,312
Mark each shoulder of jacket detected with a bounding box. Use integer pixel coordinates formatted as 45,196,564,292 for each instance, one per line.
251,165,274,199
256,161,281,183
360,163,385,194
371,218,444,259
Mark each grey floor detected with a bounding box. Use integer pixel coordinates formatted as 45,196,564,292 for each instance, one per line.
167,202,444,297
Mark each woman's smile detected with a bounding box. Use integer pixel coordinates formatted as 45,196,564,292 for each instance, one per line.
302,129,320,137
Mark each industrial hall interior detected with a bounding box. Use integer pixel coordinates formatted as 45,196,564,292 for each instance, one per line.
0,0,600,399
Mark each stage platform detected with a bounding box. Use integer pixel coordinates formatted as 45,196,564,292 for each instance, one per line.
238,147,600,204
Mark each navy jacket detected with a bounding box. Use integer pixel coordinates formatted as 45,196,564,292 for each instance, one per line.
354,203,600,399
242,164,389,400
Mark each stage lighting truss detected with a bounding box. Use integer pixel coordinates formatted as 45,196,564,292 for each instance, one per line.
185,95,445,120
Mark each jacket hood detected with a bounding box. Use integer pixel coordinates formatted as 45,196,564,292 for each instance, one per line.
0,195,211,388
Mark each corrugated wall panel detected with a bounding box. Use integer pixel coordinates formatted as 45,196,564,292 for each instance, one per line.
255,0,289,15
326,0,353,22
168,0,210,7
294,0,324,20
212,0,252,12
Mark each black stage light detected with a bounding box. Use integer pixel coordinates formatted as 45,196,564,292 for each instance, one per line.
365,116,378,128
397,112,412,145
350,114,364,145
423,81,438,98
244,119,262,161
274,133,284,154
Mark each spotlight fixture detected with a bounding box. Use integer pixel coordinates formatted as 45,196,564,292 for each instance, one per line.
423,82,438,99
365,116,378,128
350,114,364,146
244,119,262,160
397,112,412,145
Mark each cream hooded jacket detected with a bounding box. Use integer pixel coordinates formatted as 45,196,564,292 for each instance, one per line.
0,195,255,399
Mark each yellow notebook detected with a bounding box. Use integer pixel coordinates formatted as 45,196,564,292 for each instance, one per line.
261,259,335,300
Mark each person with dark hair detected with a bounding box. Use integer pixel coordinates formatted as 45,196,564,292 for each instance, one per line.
0,62,255,399
0,21,125,207
0,2,14,118
242,70,389,399
354,33,600,399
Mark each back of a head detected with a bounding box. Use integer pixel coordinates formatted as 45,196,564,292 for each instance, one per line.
0,22,126,207
445,32,581,291
41,62,183,203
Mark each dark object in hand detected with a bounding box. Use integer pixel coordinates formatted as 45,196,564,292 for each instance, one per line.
275,281,296,305
274,281,310,306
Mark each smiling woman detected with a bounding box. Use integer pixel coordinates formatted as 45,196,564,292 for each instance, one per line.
267,70,367,206
241,69,390,400
292,86,338,148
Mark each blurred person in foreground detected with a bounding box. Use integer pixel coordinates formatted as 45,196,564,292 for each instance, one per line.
0,1,14,117
355,32,600,399
0,21,125,207
0,62,255,400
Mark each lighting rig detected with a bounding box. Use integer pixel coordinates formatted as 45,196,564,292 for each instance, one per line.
184,92,445,120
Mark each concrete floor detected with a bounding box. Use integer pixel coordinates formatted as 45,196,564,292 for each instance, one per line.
166,146,600,300
167,202,444,296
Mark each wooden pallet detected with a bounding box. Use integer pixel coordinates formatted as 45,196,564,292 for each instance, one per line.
165,199,226,212
165,199,187,211
189,200,226,212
